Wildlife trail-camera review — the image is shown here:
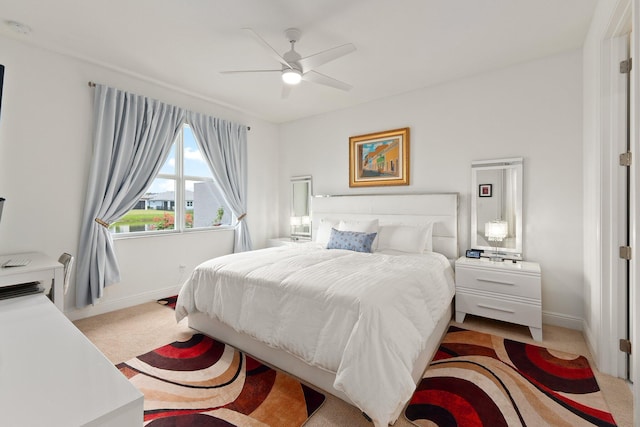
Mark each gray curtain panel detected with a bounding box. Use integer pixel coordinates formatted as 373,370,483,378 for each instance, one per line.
186,112,252,253
76,84,185,307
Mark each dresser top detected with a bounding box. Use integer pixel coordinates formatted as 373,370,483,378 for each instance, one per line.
455,256,541,274
0,295,142,425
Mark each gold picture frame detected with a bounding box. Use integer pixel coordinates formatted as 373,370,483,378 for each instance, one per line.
349,127,410,187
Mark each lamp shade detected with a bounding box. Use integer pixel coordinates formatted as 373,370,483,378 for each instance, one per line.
290,216,302,226
485,220,508,242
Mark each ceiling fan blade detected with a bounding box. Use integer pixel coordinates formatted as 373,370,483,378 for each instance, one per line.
302,70,352,91
220,69,281,74
242,28,293,69
281,84,292,99
298,43,356,73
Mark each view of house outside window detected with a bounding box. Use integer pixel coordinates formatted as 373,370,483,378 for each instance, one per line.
109,124,232,235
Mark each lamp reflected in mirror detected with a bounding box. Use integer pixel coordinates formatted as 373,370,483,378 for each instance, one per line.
471,158,523,261
485,219,508,261
290,176,312,240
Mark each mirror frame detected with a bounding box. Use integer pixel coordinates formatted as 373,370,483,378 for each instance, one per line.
290,175,312,240
470,158,523,259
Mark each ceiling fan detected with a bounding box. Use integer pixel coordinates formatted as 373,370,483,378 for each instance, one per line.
221,28,356,98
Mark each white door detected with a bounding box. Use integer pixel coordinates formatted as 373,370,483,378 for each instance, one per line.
610,33,632,381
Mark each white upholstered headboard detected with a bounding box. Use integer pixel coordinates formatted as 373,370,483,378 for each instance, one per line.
311,193,459,260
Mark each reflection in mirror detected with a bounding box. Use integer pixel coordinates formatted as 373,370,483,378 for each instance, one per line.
471,158,523,260
290,176,312,240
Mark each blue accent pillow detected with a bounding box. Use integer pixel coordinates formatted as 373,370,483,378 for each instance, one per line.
326,228,377,253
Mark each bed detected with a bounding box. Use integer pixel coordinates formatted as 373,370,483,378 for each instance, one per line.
176,193,458,427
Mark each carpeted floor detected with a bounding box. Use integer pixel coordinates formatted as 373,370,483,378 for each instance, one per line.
74,302,633,427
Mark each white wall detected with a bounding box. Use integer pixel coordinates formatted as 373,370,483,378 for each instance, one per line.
0,34,587,330
280,50,585,328
0,36,280,319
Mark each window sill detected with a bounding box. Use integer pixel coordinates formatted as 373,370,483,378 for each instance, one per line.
111,224,236,240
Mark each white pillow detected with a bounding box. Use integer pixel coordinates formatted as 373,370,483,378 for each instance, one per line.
376,223,434,254
338,219,379,248
424,222,434,252
337,219,379,234
314,218,340,245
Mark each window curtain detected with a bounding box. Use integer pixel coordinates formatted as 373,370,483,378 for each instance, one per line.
76,84,185,307
186,112,252,252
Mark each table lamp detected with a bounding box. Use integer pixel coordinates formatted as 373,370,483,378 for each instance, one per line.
485,219,508,261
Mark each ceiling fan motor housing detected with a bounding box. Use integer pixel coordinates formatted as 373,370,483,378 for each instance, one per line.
283,51,302,68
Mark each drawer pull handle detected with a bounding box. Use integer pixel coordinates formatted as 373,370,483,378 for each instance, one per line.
478,278,515,286
477,303,515,314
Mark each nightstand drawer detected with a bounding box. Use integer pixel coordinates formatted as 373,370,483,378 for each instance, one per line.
456,293,541,328
456,266,540,299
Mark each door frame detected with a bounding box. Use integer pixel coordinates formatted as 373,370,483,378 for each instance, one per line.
599,0,632,379
603,3,640,423
589,0,638,420
631,3,640,425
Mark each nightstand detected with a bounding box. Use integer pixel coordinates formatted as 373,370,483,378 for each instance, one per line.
455,257,542,341
267,237,311,247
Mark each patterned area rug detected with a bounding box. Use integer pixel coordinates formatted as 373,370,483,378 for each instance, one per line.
156,295,178,310
405,326,618,427
117,333,325,426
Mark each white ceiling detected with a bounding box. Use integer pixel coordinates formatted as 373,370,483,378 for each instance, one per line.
0,0,598,123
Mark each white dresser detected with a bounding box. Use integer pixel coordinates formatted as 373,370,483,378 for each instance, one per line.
455,257,542,341
0,294,143,426
0,252,64,311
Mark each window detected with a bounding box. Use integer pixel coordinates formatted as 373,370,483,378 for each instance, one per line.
110,124,231,235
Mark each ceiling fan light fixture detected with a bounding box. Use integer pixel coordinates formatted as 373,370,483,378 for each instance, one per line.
282,69,302,85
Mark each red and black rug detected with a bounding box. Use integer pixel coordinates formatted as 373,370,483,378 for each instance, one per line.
157,295,178,310
405,326,618,427
117,333,325,426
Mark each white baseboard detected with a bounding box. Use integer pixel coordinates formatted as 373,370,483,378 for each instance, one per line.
582,321,598,364
65,284,182,322
542,310,584,331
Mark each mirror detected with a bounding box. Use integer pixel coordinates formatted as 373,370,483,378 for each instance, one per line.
290,175,312,240
471,158,523,260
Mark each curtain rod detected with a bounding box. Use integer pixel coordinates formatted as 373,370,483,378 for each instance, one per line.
86,81,250,130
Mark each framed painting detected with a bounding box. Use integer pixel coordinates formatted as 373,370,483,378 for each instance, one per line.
479,184,492,197
349,127,410,187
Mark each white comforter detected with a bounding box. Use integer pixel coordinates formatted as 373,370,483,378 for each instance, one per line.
175,244,455,427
